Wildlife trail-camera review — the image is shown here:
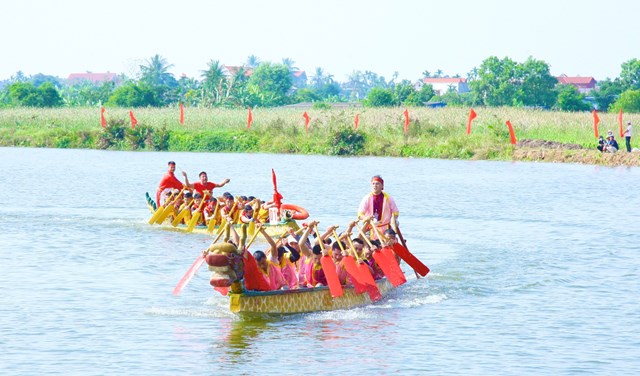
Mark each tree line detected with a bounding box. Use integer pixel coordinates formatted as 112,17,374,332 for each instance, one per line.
1,54,640,112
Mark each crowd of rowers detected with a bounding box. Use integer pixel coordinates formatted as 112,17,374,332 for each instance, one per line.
155,161,283,227
210,218,402,292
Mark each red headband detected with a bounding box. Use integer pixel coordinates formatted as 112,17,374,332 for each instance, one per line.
371,176,384,185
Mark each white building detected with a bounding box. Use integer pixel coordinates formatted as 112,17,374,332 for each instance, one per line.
415,77,470,95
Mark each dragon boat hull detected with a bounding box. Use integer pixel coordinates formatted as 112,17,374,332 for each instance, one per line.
228,279,394,314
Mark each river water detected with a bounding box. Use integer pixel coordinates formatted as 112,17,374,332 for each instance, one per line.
1,147,639,375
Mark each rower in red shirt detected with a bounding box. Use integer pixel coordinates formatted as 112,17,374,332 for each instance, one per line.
190,171,230,197
156,161,189,205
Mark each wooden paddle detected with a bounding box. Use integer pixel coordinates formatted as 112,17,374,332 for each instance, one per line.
172,223,228,296
392,216,430,277
370,223,408,284
156,191,187,225
186,193,209,232
355,223,406,287
344,234,383,301
316,225,343,298
206,198,220,232
149,188,183,224
332,229,368,294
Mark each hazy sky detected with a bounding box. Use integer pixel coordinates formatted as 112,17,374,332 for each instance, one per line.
3,0,639,82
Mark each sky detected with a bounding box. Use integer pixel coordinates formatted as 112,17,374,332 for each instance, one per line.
3,0,640,83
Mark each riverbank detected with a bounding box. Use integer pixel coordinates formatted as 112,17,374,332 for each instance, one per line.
1,106,638,166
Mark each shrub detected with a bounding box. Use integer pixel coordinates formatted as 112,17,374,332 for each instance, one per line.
329,126,365,155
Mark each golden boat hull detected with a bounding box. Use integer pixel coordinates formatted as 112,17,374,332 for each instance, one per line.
229,279,394,314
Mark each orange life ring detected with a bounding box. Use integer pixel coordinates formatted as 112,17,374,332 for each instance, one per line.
280,203,309,220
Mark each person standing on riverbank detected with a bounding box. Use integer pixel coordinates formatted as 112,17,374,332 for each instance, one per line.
624,122,632,152
358,175,399,239
156,161,189,205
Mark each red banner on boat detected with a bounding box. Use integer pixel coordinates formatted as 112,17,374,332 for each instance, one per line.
129,110,137,129
467,108,477,134
592,110,600,138
179,102,185,125
100,107,106,128
403,109,409,134
505,120,517,145
247,107,253,129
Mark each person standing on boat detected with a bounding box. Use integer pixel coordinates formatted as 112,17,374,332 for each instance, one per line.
190,171,230,197
358,175,399,239
156,161,189,206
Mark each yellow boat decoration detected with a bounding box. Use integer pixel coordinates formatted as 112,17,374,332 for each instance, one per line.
145,192,299,237
228,279,394,314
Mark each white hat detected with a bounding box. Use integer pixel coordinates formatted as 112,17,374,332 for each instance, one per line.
287,235,298,244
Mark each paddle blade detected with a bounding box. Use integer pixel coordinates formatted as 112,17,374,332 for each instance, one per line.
248,220,256,237
155,204,175,224
185,212,201,232
342,256,367,294
148,205,164,224
173,255,206,296
320,255,344,297
373,249,406,287
243,250,271,291
171,208,188,227
356,262,382,302
392,243,430,276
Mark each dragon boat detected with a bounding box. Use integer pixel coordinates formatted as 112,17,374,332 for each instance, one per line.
227,278,395,315
145,192,299,237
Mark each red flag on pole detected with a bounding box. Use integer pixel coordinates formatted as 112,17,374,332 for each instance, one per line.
467,108,477,134
271,168,283,209
618,108,624,137
592,110,600,139
129,110,138,129
179,102,185,125
100,107,106,128
505,120,517,145
303,112,310,134
247,107,253,129
354,113,360,130
403,109,409,133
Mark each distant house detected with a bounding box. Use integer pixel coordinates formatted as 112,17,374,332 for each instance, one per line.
556,74,597,94
291,70,307,89
223,66,253,78
67,72,118,84
415,77,470,95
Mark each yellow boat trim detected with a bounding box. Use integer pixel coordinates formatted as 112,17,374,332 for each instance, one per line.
229,279,394,314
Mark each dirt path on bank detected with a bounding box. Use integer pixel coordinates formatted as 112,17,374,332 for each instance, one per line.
512,139,640,167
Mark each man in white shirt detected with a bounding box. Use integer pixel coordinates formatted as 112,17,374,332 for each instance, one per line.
623,122,633,152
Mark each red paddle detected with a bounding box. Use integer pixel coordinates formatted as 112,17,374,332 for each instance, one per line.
172,224,227,296
343,233,382,301
393,217,429,276
316,225,343,297
356,223,406,287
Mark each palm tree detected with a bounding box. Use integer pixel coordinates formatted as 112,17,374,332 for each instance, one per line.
281,58,298,72
246,55,261,69
139,54,176,87
201,60,227,105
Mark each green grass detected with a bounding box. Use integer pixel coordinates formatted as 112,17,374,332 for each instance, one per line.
0,106,632,160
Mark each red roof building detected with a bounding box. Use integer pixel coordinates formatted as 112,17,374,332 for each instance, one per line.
67,72,118,84
556,74,597,94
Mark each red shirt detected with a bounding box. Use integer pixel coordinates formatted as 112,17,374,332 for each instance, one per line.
193,181,218,196
156,172,184,204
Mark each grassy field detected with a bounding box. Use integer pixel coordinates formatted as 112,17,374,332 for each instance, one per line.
0,106,637,164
